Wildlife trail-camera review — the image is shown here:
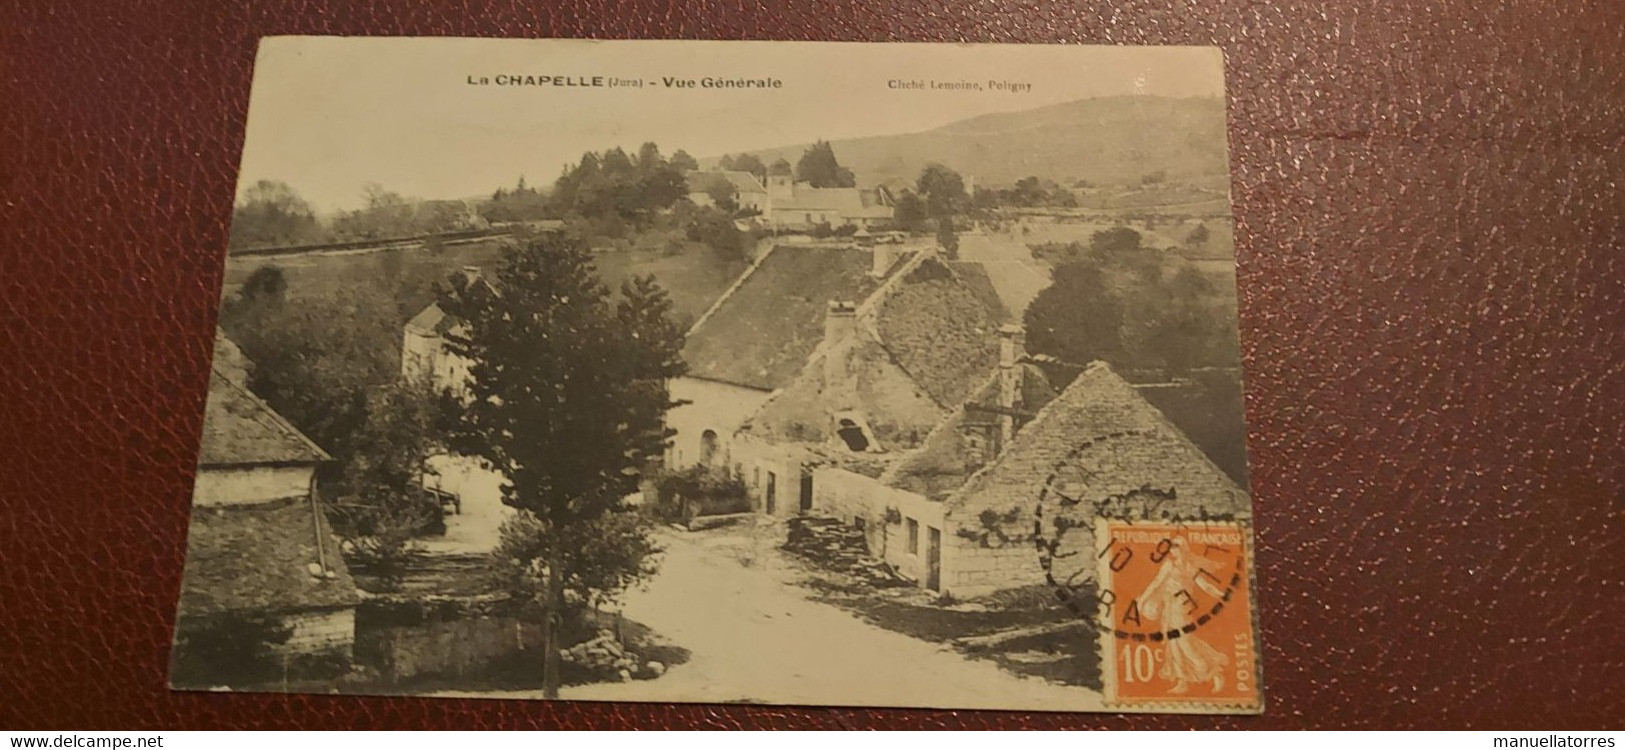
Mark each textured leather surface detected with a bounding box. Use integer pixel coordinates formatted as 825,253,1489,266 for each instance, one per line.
2,0,1622,730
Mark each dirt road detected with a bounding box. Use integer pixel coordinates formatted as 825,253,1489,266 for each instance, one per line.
458,522,1103,711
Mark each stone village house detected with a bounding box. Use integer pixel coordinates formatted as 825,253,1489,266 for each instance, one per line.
173,334,361,673
673,243,1251,598
683,169,896,230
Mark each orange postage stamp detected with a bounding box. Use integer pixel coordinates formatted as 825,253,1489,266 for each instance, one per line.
1093,521,1260,710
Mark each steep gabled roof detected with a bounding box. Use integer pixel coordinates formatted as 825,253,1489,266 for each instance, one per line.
405,302,455,336
198,366,330,468
870,258,1002,407
880,362,1058,500
742,330,945,453
681,245,884,390
947,362,1249,518
177,497,360,618
739,252,1009,456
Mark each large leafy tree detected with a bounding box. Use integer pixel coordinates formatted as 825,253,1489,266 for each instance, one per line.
794,140,856,188
916,163,967,218
438,236,686,697
1024,228,1239,377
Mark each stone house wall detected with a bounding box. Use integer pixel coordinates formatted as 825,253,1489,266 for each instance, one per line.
665,377,773,470
279,606,356,658
192,465,314,506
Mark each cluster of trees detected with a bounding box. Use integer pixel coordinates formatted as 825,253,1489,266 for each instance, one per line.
229,180,480,250
481,176,551,224
714,153,772,183
439,236,686,698
547,143,689,231
793,141,855,188
971,176,1079,209
715,142,852,188
1023,227,1240,377
228,180,324,249
888,162,968,256
329,183,475,242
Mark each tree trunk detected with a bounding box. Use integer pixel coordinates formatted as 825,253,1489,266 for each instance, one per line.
541,539,565,699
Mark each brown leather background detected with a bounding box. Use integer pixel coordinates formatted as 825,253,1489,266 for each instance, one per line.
2,0,1622,730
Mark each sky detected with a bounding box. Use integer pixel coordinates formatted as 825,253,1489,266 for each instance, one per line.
236,37,1226,213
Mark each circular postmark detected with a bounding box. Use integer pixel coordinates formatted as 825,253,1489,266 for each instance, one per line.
1032,443,1249,642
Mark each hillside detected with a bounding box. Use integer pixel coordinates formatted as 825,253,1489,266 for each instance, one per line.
728,96,1229,188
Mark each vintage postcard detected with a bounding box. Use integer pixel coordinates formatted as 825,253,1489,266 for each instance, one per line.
171,37,1260,713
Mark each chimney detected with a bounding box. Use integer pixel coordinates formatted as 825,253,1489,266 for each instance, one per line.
824,300,858,343
997,324,1026,447
823,301,860,411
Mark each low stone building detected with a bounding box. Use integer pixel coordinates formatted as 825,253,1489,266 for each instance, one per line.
816,348,1252,598
173,342,361,678
685,243,1008,523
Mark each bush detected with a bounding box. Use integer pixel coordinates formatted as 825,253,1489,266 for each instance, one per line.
651,466,750,522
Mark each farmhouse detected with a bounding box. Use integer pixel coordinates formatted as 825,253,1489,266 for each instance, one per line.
762,174,895,230
174,336,360,667
683,169,895,230
821,350,1252,598
671,240,1010,518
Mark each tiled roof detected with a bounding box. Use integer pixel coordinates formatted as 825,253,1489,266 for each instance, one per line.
405,302,454,336
682,245,883,390
176,497,360,618
871,257,1002,408
775,187,894,219
948,362,1250,518
946,261,1011,324
881,363,1058,500
741,332,945,453
197,367,330,468
738,252,1011,458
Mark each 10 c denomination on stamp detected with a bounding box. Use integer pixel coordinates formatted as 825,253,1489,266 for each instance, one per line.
1093,521,1260,709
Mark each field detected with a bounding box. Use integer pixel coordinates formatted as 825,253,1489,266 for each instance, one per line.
223,236,750,331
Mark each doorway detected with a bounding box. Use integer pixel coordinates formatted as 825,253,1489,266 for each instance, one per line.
765,471,777,515
799,472,814,512
926,526,942,592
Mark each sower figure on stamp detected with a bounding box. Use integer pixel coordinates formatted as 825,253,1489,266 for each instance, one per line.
1141,541,1230,694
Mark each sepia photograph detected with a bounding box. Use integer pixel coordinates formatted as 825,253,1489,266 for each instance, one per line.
171,37,1260,713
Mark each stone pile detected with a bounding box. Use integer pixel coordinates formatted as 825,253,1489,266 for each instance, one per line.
560,630,664,682
784,516,907,588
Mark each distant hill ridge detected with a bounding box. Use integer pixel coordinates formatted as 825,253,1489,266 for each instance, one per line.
720,95,1229,189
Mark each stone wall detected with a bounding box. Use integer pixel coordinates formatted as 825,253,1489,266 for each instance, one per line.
280,606,356,657
354,602,542,684
811,467,947,589
192,465,314,506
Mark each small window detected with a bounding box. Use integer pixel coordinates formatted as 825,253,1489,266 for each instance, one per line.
907,518,919,555
836,418,870,452
854,516,866,531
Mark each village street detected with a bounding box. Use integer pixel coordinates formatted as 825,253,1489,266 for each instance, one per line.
439,521,1103,712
